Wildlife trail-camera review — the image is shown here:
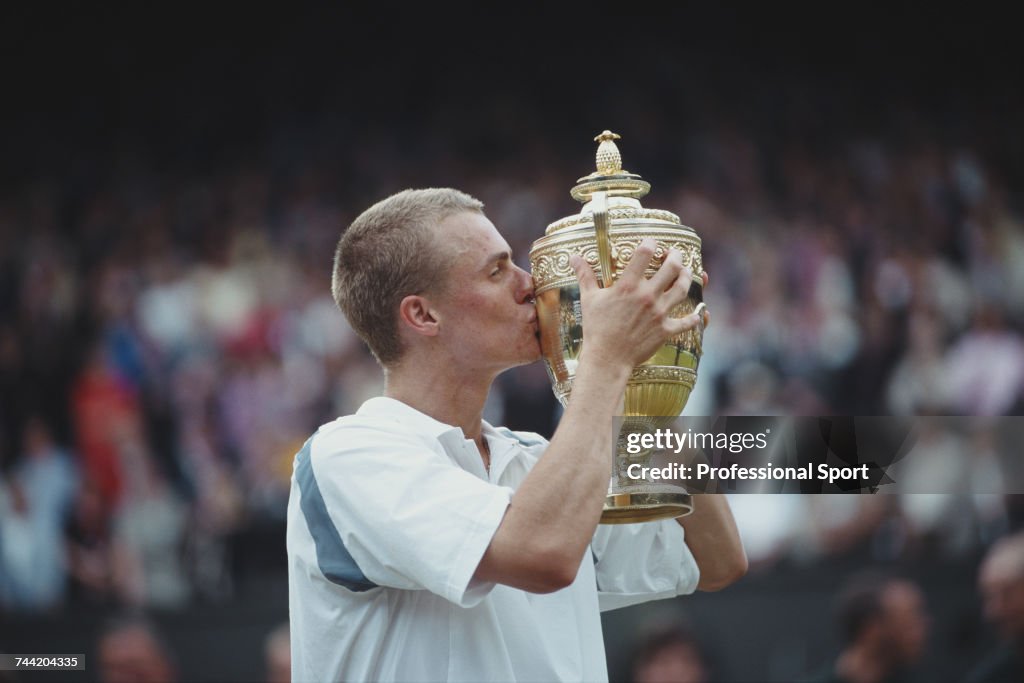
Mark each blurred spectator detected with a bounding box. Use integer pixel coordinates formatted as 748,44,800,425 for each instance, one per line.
967,424,1011,545
803,496,893,562
112,431,190,609
629,621,713,683
944,307,1024,416
721,360,785,417
63,478,129,606
805,574,929,683
96,614,177,683
0,478,39,610
14,416,78,521
967,532,1024,682
724,494,809,570
70,344,143,507
895,423,974,556
0,417,77,611
885,309,954,415
265,621,290,683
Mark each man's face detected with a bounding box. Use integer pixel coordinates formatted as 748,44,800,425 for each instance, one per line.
98,628,175,683
429,211,540,372
633,642,708,683
879,582,929,664
980,551,1024,642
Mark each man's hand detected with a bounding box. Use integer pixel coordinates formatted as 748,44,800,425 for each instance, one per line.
570,239,703,371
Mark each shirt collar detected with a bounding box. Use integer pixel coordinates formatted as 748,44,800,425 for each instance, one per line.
356,397,528,481
481,420,524,481
356,396,463,440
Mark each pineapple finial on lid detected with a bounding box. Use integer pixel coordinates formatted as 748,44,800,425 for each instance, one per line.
569,130,650,204
594,130,623,175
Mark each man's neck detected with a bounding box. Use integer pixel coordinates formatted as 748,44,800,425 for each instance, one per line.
383,358,495,443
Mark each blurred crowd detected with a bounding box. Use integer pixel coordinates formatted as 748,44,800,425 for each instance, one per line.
2,49,1024,620
621,532,1024,682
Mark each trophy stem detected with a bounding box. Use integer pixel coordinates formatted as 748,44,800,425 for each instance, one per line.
600,429,693,525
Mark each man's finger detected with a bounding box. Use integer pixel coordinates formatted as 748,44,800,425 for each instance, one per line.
661,266,694,308
650,249,685,292
621,238,658,284
570,254,598,293
665,311,702,337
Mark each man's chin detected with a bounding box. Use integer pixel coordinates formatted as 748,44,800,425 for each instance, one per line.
512,345,543,367
518,353,543,367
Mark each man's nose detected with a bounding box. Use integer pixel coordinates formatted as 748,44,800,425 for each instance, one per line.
514,265,535,304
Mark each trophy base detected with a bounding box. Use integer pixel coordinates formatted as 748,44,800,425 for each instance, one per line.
599,491,693,524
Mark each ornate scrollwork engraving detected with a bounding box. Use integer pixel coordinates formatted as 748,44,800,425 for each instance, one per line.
531,233,705,294
546,208,683,234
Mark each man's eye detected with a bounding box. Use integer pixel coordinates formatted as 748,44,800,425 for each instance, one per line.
490,267,501,277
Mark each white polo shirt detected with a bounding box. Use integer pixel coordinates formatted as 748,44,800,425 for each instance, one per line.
286,397,699,683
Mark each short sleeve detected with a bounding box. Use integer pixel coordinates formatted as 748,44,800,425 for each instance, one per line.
590,519,700,612
307,421,512,607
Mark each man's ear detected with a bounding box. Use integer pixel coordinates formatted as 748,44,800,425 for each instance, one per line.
398,294,441,337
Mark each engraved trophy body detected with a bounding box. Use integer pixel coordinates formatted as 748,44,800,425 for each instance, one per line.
529,131,707,524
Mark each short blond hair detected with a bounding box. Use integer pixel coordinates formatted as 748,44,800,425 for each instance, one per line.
332,188,484,365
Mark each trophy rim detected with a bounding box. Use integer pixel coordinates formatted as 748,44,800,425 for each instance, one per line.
600,491,693,525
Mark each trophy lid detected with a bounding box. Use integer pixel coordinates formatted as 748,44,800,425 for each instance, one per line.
570,130,652,204
543,130,681,235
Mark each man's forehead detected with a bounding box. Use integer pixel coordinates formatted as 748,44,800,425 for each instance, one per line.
436,211,510,255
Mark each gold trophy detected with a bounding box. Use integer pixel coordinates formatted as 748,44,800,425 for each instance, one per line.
530,131,707,524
